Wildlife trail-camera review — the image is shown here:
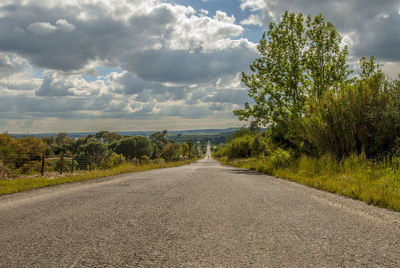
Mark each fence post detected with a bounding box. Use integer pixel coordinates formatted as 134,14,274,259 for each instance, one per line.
41,154,45,176
60,153,64,174
89,155,92,172
71,155,74,174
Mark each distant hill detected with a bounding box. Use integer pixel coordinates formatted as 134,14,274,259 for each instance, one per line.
11,128,239,139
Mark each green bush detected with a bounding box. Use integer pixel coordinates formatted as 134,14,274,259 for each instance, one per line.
302,70,400,159
161,143,180,162
53,159,79,173
16,161,42,175
110,153,125,167
226,135,254,159
268,148,292,168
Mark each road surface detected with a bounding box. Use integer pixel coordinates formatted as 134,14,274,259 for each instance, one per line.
0,147,400,267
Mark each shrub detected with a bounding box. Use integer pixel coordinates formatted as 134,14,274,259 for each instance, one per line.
226,135,254,159
53,159,79,173
162,143,180,162
17,161,42,175
251,135,265,157
302,70,400,159
110,153,125,167
268,148,292,168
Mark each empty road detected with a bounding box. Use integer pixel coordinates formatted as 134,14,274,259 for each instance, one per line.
1,150,400,267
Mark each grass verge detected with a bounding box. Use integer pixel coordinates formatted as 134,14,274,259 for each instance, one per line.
0,159,197,195
217,155,400,212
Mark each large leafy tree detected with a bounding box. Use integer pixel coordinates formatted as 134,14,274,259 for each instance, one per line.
235,11,350,148
115,136,153,160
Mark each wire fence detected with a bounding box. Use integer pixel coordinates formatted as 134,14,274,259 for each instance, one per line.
0,153,112,176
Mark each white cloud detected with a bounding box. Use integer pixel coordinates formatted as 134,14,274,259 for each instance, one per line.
55,19,75,32
0,0,256,131
36,71,107,97
27,19,75,35
27,22,57,35
199,8,209,15
241,14,263,26
240,0,266,11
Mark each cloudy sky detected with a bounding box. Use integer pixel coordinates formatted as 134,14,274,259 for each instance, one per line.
1,0,400,133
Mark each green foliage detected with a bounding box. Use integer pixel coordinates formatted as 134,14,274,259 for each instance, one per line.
215,130,274,159
53,159,79,173
161,143,180,162
235,11,350,150
181,142,190,158
17,161,42,175
0,135,48,169
0,130,186,176
268,148,292,168
226,135,254,159
95,131,123,144
55,133,74,146
0,133,19,169
231,127,254,139
302,62,400,159
110,153,125,167
235,11,400,160
115,136,153,160
251,135,266,157
149,130,168,159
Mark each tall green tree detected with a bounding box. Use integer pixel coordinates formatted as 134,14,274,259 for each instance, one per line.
235,11,350,149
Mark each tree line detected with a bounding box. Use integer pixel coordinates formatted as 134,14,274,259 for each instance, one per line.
0,130,202,176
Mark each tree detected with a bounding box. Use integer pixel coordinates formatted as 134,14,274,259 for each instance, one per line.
150,130,168,159
181,143,190,158
0,133,19,168
187,139,194,158
15,136,48,168
235,11,350,149
81,142,108,162
95,131,123,144
161,143,180,162
42,136,55,146
55,132,74,145
115,136,153,160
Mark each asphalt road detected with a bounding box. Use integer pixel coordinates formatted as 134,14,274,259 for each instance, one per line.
1,149,400,267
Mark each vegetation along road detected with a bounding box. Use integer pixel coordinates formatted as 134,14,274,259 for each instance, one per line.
1,147,399,267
